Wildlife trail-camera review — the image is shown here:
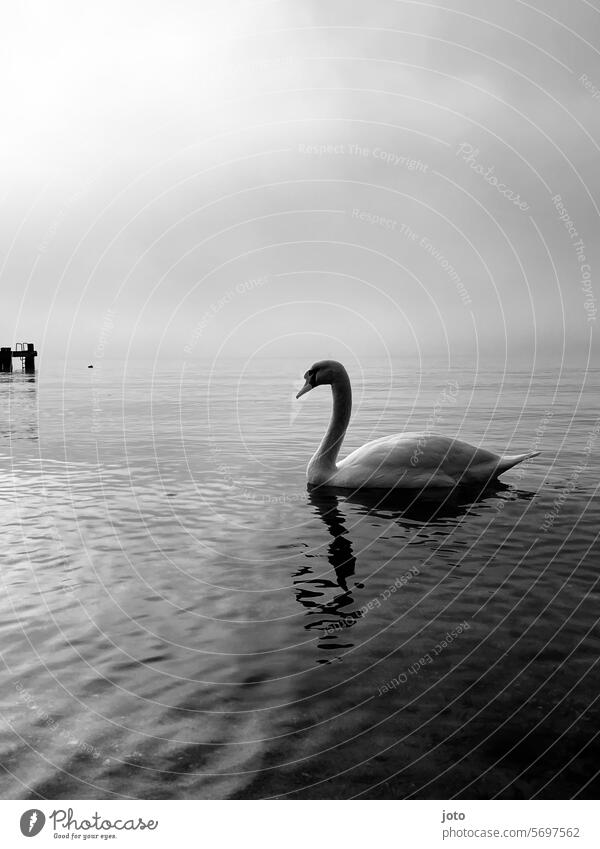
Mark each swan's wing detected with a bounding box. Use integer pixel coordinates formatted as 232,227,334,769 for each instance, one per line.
336,432,501,488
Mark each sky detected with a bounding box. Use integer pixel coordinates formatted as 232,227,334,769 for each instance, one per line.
1,0,599,369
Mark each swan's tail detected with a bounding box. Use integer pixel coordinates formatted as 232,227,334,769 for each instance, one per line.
495,450,540,476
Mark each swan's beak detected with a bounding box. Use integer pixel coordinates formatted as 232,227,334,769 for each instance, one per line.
296,381,313,399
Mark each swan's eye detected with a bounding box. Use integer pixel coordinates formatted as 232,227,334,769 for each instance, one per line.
309,370,318,386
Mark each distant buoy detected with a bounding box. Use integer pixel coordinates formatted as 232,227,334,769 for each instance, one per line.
88,365,94,368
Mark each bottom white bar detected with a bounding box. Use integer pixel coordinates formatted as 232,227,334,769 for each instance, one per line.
0,800,597,848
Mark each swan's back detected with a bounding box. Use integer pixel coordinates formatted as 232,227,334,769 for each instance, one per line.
333,432,530,489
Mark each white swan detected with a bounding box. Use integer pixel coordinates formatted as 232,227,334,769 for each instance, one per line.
296,360,539,489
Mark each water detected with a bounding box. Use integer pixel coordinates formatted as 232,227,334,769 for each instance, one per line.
0,358,598,799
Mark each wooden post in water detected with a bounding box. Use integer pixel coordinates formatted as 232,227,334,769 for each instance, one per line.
0,347,12,373
24,343,36,373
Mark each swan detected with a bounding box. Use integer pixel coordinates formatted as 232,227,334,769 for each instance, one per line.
296,360,539,489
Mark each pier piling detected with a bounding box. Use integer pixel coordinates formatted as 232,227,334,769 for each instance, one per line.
24,343,36,373
0,348,12,373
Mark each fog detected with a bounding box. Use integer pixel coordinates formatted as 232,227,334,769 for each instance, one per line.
2,0,598,368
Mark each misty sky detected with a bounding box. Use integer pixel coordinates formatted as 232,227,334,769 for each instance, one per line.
2,0,599,368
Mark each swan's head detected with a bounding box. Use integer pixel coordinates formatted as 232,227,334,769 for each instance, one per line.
296,360,347,399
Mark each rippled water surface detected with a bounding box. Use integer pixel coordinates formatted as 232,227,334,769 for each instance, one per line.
0,358,598,799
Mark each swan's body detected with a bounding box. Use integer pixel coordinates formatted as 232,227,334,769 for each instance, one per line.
296,360,539,490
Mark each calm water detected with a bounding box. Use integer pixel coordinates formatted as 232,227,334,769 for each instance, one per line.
0,358,598,799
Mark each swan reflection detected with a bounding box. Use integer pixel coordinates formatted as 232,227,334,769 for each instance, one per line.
294,482,535,661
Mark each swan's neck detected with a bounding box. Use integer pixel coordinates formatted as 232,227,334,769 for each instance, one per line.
310,372,352,472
